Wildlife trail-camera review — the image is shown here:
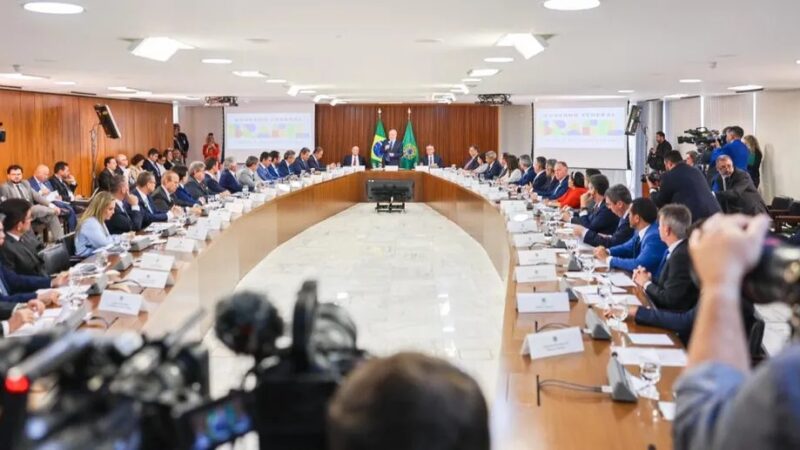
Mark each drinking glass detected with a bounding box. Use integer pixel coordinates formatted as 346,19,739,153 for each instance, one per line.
610,295,629,330
639,360,662,408
580,255,595,277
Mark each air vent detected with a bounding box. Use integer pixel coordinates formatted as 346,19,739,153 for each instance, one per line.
70,91,97,96
0,85,22,90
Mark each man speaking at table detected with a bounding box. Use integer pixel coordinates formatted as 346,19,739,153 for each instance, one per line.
381,129,403,167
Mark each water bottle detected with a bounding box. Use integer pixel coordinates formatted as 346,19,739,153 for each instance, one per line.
243,185,250,196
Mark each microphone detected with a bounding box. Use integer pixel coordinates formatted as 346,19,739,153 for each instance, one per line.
584,308,612,340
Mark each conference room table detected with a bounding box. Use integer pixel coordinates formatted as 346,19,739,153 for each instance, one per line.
73,168,679,450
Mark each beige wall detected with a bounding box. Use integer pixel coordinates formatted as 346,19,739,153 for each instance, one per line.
499,104,533,157
754,90,800,201
177,106,224,163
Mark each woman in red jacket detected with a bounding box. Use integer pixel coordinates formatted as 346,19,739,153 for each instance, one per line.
202,133,221,160
547,171,587,209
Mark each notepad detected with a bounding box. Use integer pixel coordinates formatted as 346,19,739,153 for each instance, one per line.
614,347,688,367
607,273,636,287
627,333,674,346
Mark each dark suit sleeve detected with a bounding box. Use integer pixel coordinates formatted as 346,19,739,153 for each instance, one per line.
1,265,49,303
644,247,697,311
650,170,675,208
634,306,695,345
151,193,170,212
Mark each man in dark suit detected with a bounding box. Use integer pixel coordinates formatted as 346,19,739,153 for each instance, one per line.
0,199,46,276
631,204,697,311
257,152,276,181
132,172,177,227
510,155,533,186
463,145,480,170
185,161,213,203
567,174,618,235
482,151,502,180
142,148,163,185
381,129,403,167
97,156,118,192
534,159,557,196
595,198,667,276
713,155,768,215
278,151,296,178
203,157,228,194
0,218,64,306
0,298,46,336
219,157,242,193
650,150,721,222
151,171,188,211
342,146,366,166
172,165,199,207
527,156,549,191
420,145,444,167
538,161,569,200
574,184,634,247
308,147,326,172
173,124,190,158
647,131,672,172
49,161,79,203
106,174,143,234
291,148,312,175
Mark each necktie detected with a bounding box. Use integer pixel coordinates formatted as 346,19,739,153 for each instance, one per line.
633,234,642,255
16,184,27,201
353,156,357,166
429,156,433,165
722,176,727,191
0,271,9,297
655,250,669,277
141,193,152,213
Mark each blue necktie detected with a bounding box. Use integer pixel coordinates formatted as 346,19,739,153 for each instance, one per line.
633,234,642,255
655,250,669,277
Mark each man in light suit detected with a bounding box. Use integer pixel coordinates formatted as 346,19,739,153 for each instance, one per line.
237,156,259,191
278,151,296,178
342,146,365,166
595,198,667,277
574,184,634,248
219,157,242,194
0,199,46,276
463,145,480,170
420,145,443,167
713,155,768,215
482,151,502,180
29,164,76,231
106,174,143,234
308,147,326,172
257,152,276,181
0,165,64,241
291,148,311,175
566,174,618,235
381,129,403,167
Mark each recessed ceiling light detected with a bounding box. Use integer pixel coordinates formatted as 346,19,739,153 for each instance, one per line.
299,89,317,94
728,84,764,92
664,93,689,99
232,71,267,78
543,0,601,11
54,80,76,85
202,58,232,64
0,72,46,80
108,86,137,92
679,79,702,83
796,60,800,65
484,57,515,63
130,37,193,62
462,78,481,82
23,2,84,14
618,89,635,94
496,33,548,59
468,68,500,77
265,79,287,84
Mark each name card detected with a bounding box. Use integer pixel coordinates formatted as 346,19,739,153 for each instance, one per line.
608,273,637,287
582,294,641,306
354,165,366,172
289,180,303,190
507,219,537,234
521,327,585,358
165,237,197,253
139,252,175,272
384,165,399,172
512,233,548,248
276,183,291,194
515,265,558,283
186,225,209,241
501,200,527,213
125,268,170,289
195,217,221,231
517,249,559,266
98,290,143,316
415,165,429,172
210,210,232,222
250,193,267,203
517,292,570,313
225,202,244,214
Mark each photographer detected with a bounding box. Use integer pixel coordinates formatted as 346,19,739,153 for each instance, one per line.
647,131,672,171
710,126,749,171
674,214,800,450
650,150,721,222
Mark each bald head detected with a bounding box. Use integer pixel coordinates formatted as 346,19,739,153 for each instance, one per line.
388,129,398,140
33,165,50,182
351,146,361,156
116,153,129,168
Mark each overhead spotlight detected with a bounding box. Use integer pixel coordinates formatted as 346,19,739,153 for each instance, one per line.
543,0,601,11
468,68,500,77
130,37,193,62
496,33,547,59
23,2,84,14
232,71,267,78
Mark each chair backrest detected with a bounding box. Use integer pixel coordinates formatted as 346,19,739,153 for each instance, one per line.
771,196,794,210
748,310,766,363
39,242,71,275
789,201,800,216
62,232,77,257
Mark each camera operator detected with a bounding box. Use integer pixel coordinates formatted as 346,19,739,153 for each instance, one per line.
710,126,749,171
674,213,800,450
650,150,721,222
327,352,489,450
647,131,673,172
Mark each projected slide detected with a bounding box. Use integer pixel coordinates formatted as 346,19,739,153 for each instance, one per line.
226,113,313,150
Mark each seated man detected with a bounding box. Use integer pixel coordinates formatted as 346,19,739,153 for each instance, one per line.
481,151,502,180
713,155,768,215
268,151,282,177
106,174,143,234
291,148,312,175
463,145,480,171
511,155,534,186
0,199,47,276
342,146,365,167
1,299,45,337
533,159,557,196
0,213,64,305
256,152,275,181
566,174,618,235
29,164,77,231
308,147,325,171
172,165,200,206
548,172,586,209
219,157,242,193
278,150,296,178
0,165,64,241
420,144,443,167
203,157,228,194
237,156,259,191
186,161,213,203
97,156,118,192
327,352,489,450
142,148,163,185
538,161,570,200
594,198,667,276
151,170,195,211
574,184,634,248
49,161,80,204
131,172,181,228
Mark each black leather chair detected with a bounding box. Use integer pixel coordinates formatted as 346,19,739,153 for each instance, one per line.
749,309,767,367
39,242,72,275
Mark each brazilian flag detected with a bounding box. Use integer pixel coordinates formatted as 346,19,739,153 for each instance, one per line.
370,117,386,168
400,119,418,169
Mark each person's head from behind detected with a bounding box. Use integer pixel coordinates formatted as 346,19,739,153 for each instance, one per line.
570,171,585,189
664,150,683,171
656,131,666,144
684,150,699,167
136,172,157,195
204,157,220,174
604,184,632,218
79,191,116,230
629,198,658,230
554,161,569,180
104,156,117,172
284,150,297,164
109,174,129,200
716,154,735,178
468,145,479,158
657,204,691,245
0,198,33,236
587,174,609,201
584,168,601,178
327,352,489,450
726,125,744,142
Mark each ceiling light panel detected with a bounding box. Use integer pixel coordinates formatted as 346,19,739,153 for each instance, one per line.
496,33,547,59
23,2,84,14
468,68,500,77
543,0,601,11
130,37,193,62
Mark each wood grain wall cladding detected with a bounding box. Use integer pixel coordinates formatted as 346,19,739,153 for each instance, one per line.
315,104,499,168
0,89,173,197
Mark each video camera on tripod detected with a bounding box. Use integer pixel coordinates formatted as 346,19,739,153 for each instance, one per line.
677,127,722,152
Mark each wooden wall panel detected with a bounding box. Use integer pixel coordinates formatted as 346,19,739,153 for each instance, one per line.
0,89,172,197
315,104,499,168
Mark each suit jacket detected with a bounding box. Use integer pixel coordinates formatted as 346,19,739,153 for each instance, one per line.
28,177,56,196
0,233,46,277
237,169,258,190
583,214,634,248
219,170,242,193
0,263,51,304
142,159,162,185
464,156,479,171
512,168,534,186
710,139,750,170
256,163,275,181
643,240,698,312
185,178,211,201
609,222,668,276
267,164,280,179
0,180,49,206
572,200,619,235
535,176,556,196
541,177,569,200
175,185,197,207
132,189,168,227
291,158,310,176
530,171,549,192
48,175,77,201
381,140,403,166
277,160,292,178
106,201,143,234
203,173,226,194
96,169,116,192
483,161,503,180
714,168,768,215
150,186,176,212
651,162,721,222
342,155,366,167
308,155,325,171
173,132,190,154
420,154,444,167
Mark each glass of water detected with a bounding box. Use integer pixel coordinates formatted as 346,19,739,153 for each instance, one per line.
640,360,662,406
580,255,595,277
610,295,629,330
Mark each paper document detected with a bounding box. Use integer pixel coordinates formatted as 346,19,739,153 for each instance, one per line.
614,347,688,367
627,333,674,346
607,273,636,287
572,285,626,295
